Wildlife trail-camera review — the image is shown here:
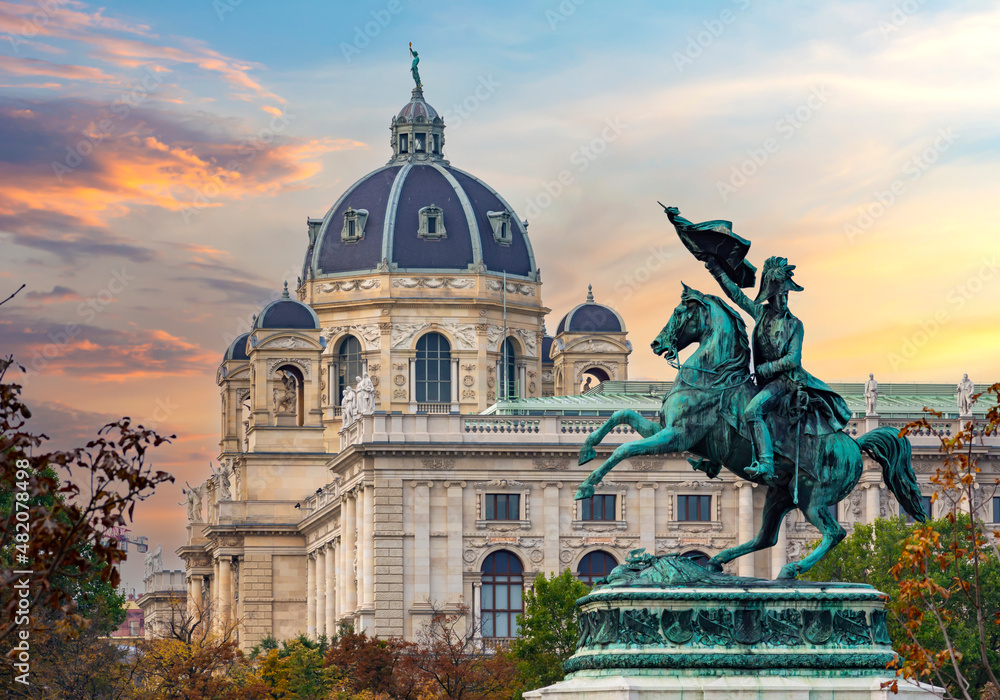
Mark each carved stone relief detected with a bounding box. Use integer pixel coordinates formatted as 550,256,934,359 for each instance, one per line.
486,280,534,296
325,323,381,350
318,279,380,293
392,277,475,290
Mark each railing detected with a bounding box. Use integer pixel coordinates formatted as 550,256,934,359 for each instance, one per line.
464,418,541,434
416,403,451,414
560,418,634,435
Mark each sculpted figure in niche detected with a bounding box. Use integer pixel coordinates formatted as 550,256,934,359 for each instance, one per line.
275,370,297,414
182,481,204,522
957,373,975,415
212,461,232,501
864,373,878,415
342,386,357,426
357,372,375,415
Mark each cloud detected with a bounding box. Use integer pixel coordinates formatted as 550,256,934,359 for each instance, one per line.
172,276,275,305
0,96,361,264
0,54,116,82
24,285,82,302
2,309,218,381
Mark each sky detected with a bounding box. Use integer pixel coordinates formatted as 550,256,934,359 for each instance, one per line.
1,0,998,591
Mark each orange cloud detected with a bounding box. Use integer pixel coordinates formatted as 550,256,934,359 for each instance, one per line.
0,54,116,82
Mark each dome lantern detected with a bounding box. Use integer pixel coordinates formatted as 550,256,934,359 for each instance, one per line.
390,86,446,165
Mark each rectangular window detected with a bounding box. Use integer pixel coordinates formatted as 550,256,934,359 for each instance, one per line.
900,496,933,523
432,133,440,153
678,495,712,522
399,134,408,153
485,493,519,520
994,496,1000,523
581,494,616,521
427,216,436,234
348,219,356,238
415,133,426,152
129,620,139,636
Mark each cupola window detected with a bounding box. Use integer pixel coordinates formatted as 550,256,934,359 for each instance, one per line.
418,204,446,240
431,133,440,154
341,207,369,243
487,210,514,246
399,133,409,154
414,132,426,153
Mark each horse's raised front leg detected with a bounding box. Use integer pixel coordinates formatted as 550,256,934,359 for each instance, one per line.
579,409,662,466
576,429,684,500
779,497,845,579
706,487,794,574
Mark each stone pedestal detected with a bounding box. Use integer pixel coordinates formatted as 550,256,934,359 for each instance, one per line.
524,552,942,700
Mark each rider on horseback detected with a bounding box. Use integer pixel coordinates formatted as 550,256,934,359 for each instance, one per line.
705,256,851,485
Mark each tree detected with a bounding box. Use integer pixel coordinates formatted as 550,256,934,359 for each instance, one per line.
0,355,175,645
409,605,517,700
324,625,419,699
509,569,589,695
885,384,1000,699
254,634,335,700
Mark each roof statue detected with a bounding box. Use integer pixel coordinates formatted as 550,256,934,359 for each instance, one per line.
573,205,927,579
958,373,975,415
409,42,421,88
865,373,878,415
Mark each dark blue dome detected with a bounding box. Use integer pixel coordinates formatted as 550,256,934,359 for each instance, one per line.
542,335,554,364
556,287,625,334
305,163,537,279
254,297,320,330
224,333,250,362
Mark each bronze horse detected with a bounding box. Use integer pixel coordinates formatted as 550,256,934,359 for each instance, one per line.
574,285,926,578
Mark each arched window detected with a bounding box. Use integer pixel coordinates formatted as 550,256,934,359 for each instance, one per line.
337,336,363,406
577,551,617,587
682,550,710,567
481,550,523,639
500,337,517,400
416,332,451,404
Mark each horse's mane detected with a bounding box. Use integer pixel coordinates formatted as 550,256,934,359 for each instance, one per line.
693,292,752,385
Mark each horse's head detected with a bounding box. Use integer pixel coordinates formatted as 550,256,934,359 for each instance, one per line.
651,283,710,361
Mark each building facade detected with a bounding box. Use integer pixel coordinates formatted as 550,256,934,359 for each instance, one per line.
175,82,1000,651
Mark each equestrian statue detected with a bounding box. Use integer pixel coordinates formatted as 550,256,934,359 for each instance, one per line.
574,205,927,579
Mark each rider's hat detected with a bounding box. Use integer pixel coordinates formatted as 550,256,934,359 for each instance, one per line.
754,256,804,303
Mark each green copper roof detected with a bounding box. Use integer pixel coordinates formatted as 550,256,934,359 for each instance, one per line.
484,380,993,419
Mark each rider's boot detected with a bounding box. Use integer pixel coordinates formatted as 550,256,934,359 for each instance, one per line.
746,420,776,484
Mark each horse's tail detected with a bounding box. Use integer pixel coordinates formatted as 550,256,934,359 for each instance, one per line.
857,427,927,522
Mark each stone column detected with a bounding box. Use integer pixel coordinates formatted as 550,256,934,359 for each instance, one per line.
356,487,367,610
315,547,326,639
363,485,375,609
866,484,881,524
445,481,464,604
191,574,203,616
450,357,459,409
472,581,482,639
637,482,657,556
771,515,787,578
210,563,217,631
409,357,416,410
343,493,357,614
306,553,316,638
518,364,527,399
412,481,432,606
218,557,232,631
325,541,336,635
542,482,561,574
736,482,756,577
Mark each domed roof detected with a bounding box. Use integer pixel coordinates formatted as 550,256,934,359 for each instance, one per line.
541,335,554,365
556,286,626,334
303,86,537,281
224,332,250,362
397,86,439,121
254,284,320,330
